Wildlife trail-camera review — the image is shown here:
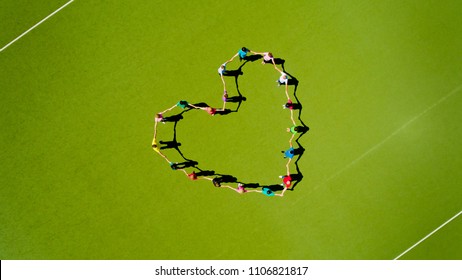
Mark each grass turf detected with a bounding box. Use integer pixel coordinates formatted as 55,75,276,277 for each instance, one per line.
0,0,461,259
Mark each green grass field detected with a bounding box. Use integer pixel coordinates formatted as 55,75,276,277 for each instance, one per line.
1,0,461,259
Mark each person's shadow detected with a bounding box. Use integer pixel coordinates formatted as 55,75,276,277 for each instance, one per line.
290,129,309,190
238,182,260,189
293,146,305,157
194,168,215,177
225,64,248,113
191,102,209,108
161,113,183,123
288,78,299,86
214,109,233,116
159,140,181,150
243,54,262,62
223,69,243,77
171,160,199,170
263,184,285,192
159,119,194,162
214,174,238,183
291,76,308,129
274,58,285,65
226,95,247,103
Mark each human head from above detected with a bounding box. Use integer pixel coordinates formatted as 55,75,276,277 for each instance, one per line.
287,126,300,132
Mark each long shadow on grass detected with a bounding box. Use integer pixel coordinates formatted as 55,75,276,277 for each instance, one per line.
288,73,310,191
154,54,309,195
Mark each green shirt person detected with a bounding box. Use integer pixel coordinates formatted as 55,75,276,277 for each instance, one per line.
287,125,302,134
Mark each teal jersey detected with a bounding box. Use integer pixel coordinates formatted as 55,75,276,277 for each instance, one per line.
176,100,189,109
238,49,248,58
262,187,275,197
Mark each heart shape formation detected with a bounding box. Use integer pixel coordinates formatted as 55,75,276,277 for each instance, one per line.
152,47,308,197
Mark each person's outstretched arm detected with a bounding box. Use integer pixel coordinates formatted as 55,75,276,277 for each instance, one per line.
160,104,178,114
222,185,240,192
271,57,276,66
220,72,226,89
274,64,283,73
290,110,296,125
246,189,261,193
153,121,159,142
275,187,288,197
189,103,201,109
228,53,239,63
202,177,214,181
289,133,295,147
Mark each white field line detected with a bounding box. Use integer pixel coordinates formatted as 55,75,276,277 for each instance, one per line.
316,83,462,192
0,0,74,53
394,210,462,260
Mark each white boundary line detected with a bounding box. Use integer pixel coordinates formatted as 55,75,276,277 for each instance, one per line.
0,0,74,53
394,210,462,260
315,83,462,191
292,83,462,221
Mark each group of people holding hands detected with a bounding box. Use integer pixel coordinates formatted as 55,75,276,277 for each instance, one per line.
152,47,303,197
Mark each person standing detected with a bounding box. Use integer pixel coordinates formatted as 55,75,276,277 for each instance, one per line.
218,62,229,95
252,51,276,65
228,47,251,62
275,66,290,100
